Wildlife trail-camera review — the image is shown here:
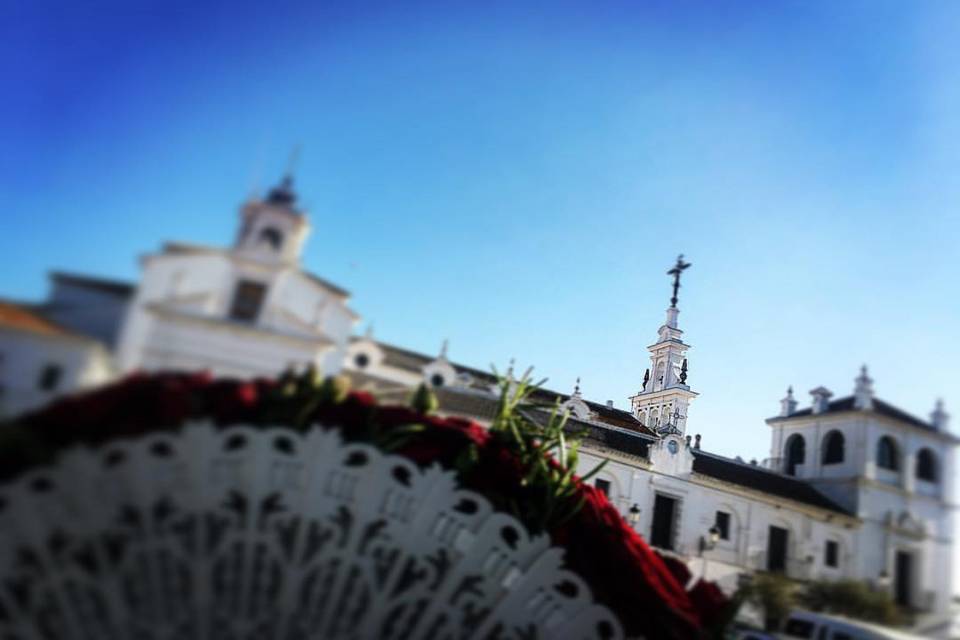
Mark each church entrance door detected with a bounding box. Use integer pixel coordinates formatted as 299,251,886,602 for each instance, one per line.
650,494,677,551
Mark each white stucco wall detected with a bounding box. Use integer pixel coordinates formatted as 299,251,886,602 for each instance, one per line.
0,328,114,418
117,245,355,380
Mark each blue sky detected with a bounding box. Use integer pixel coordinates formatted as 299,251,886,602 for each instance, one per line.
3,0,959,471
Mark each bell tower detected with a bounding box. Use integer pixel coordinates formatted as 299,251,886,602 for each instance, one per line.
629,255,699,437
234,174,311,265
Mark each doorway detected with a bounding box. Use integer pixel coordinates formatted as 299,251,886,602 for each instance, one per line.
650,494,678,551
767,526,789,573
895,551,913,607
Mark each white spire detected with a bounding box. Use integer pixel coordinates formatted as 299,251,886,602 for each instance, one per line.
439,338,449,360
629,255,698,436
854,364,874,410
931,399,949,431
780,386,797,417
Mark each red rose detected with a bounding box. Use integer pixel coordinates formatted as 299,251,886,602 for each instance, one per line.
558,484,705,639
688,578,730,629
656,550,693,588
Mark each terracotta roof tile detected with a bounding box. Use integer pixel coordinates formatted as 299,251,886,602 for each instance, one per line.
0,301,72,337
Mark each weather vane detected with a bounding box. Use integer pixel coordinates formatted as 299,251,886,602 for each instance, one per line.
667,254,691,309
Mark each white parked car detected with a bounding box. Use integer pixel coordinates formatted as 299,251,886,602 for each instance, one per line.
777,611,926,640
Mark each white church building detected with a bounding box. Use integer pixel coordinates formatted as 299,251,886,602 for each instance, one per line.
0,176,955,634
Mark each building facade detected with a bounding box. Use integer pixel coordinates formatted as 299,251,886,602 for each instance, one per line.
115,177,357,379
0,177,955,633
0,300,114,416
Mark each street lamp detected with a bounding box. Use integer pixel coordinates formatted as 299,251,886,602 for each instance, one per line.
628,504,641,527
877,570,891,591
698,525,721,556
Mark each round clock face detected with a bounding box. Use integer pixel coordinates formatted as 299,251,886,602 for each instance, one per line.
667,439,679,455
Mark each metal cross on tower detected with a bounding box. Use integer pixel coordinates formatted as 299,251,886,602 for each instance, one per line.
667,254,692,309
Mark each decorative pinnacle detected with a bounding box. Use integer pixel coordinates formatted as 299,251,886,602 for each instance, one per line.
439,339,449,359
666,254,692,309
573,377,581,396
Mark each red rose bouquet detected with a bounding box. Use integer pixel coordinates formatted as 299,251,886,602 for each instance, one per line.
0,367,736,639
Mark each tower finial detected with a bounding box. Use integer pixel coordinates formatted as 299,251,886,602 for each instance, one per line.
573,376,581,396
266,147,301,207
931,398,949,430
439,339,449,360
364,323,374,340
780,386,798,417
667,254,692,309
854,364,874,410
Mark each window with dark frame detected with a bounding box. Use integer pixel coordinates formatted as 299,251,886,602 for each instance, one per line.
785,434,805,476
876,436,899,471
714,511,731,540
822,430,845,464
38,364,62,391
825,540,839,568
594,478,611,497
229,280,267,323
916,448,937,482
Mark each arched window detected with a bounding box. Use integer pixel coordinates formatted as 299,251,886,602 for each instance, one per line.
258,227,284,251
785,434,805,476
822,430,845,465
916,448,937,482
876,436,899,471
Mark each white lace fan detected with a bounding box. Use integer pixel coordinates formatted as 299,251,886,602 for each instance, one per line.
0,422,623,640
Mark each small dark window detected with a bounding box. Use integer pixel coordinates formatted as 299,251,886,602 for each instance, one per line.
229,280,267,322
354,353,370,369
714,511,731,540
822,430,845,464
430,373,445,387
258,227,283,251
825,540,839,568
876,436,899,471
37,364,62,391
916,448,937,482
594,478,611,496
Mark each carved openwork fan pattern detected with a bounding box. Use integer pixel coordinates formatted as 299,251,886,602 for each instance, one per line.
0,422,622,639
